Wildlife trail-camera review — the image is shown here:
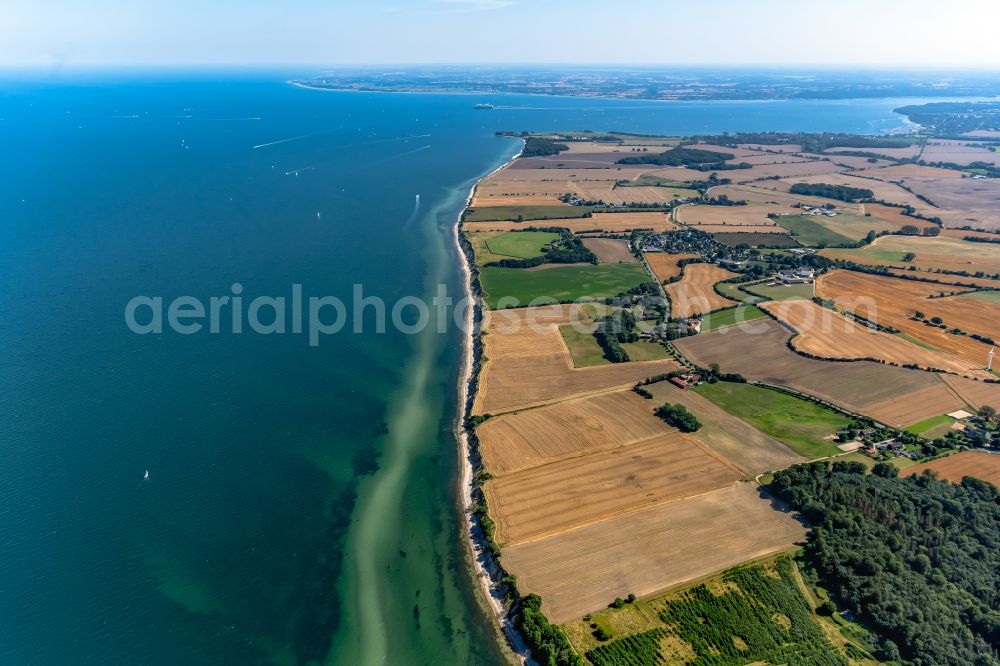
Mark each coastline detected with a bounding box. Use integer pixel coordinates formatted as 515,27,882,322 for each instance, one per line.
452,137,529,663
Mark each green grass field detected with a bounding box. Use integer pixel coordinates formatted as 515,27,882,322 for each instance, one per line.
960,290,1000,304
485,230,559,258
699,304,766,332
620,340,671,361
480,263,651,309
559,324,607,367
837,451,918,471
773,215,855,247
743,281,814,301
714,281,764,304
464,205,593,222
905,414,956,439
692,382,847,458
468,230,560,264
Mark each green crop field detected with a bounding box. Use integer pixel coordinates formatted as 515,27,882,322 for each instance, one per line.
620,340,671,361
743,281,814,301
774,215,855,247
559,324,607,367
692,382,847,458
468,230,559,264
480,263,651,309
464,205,593,222
699,304,766,332
905,414,956,439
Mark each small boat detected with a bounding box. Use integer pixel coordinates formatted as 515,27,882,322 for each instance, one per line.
473,103,494,110
143,470,149,481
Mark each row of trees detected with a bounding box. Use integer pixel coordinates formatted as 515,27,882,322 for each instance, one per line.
594,309,639,363
615,146,735,166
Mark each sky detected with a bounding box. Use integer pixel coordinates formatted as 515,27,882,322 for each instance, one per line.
2,0,1000,69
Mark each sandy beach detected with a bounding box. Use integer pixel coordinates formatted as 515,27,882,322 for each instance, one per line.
452,139,529,663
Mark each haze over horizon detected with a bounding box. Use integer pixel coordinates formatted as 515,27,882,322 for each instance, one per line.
3,0,1000,70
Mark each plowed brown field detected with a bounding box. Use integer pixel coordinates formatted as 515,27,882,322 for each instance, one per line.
583,238,636,263
673,318,965,427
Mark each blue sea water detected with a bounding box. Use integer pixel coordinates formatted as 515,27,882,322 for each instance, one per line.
0,72,932,665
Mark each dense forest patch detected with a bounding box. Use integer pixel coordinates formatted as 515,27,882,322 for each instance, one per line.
769,461,1000,665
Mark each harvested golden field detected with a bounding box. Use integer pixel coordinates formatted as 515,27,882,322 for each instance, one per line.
907,451,1000,487
677,203,790,227
510,154,626,170
765,173,929,210
484,433,741,544
922,141,1000,167
691,143,760,157
866,384,969,428
463,212,675,234
827,144,921,160
478,389,678,476
667,264,739,318
901,177,1000,226
502,483,807,623
939,375,1000,410
582,238,636,263
571,181,689,205
698,224,790,235
816,270,997,368
471,173,569,206
738,143,804,153
882,267,1000,290
821,234,1000,275
674,318,963,427
723,154,815,166
760,299,990,378
644,252,698,283
707,183,853,209
483,167,634,182
941,228,1000,241
586,212,676,232
729,160,846,182
474,305,681,414
820,154,894,169
861,203,939,232
858,164,965,181
641,166,730,182
645,381,803,475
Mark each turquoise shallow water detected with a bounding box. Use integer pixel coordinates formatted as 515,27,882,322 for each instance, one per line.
0,74,927,665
